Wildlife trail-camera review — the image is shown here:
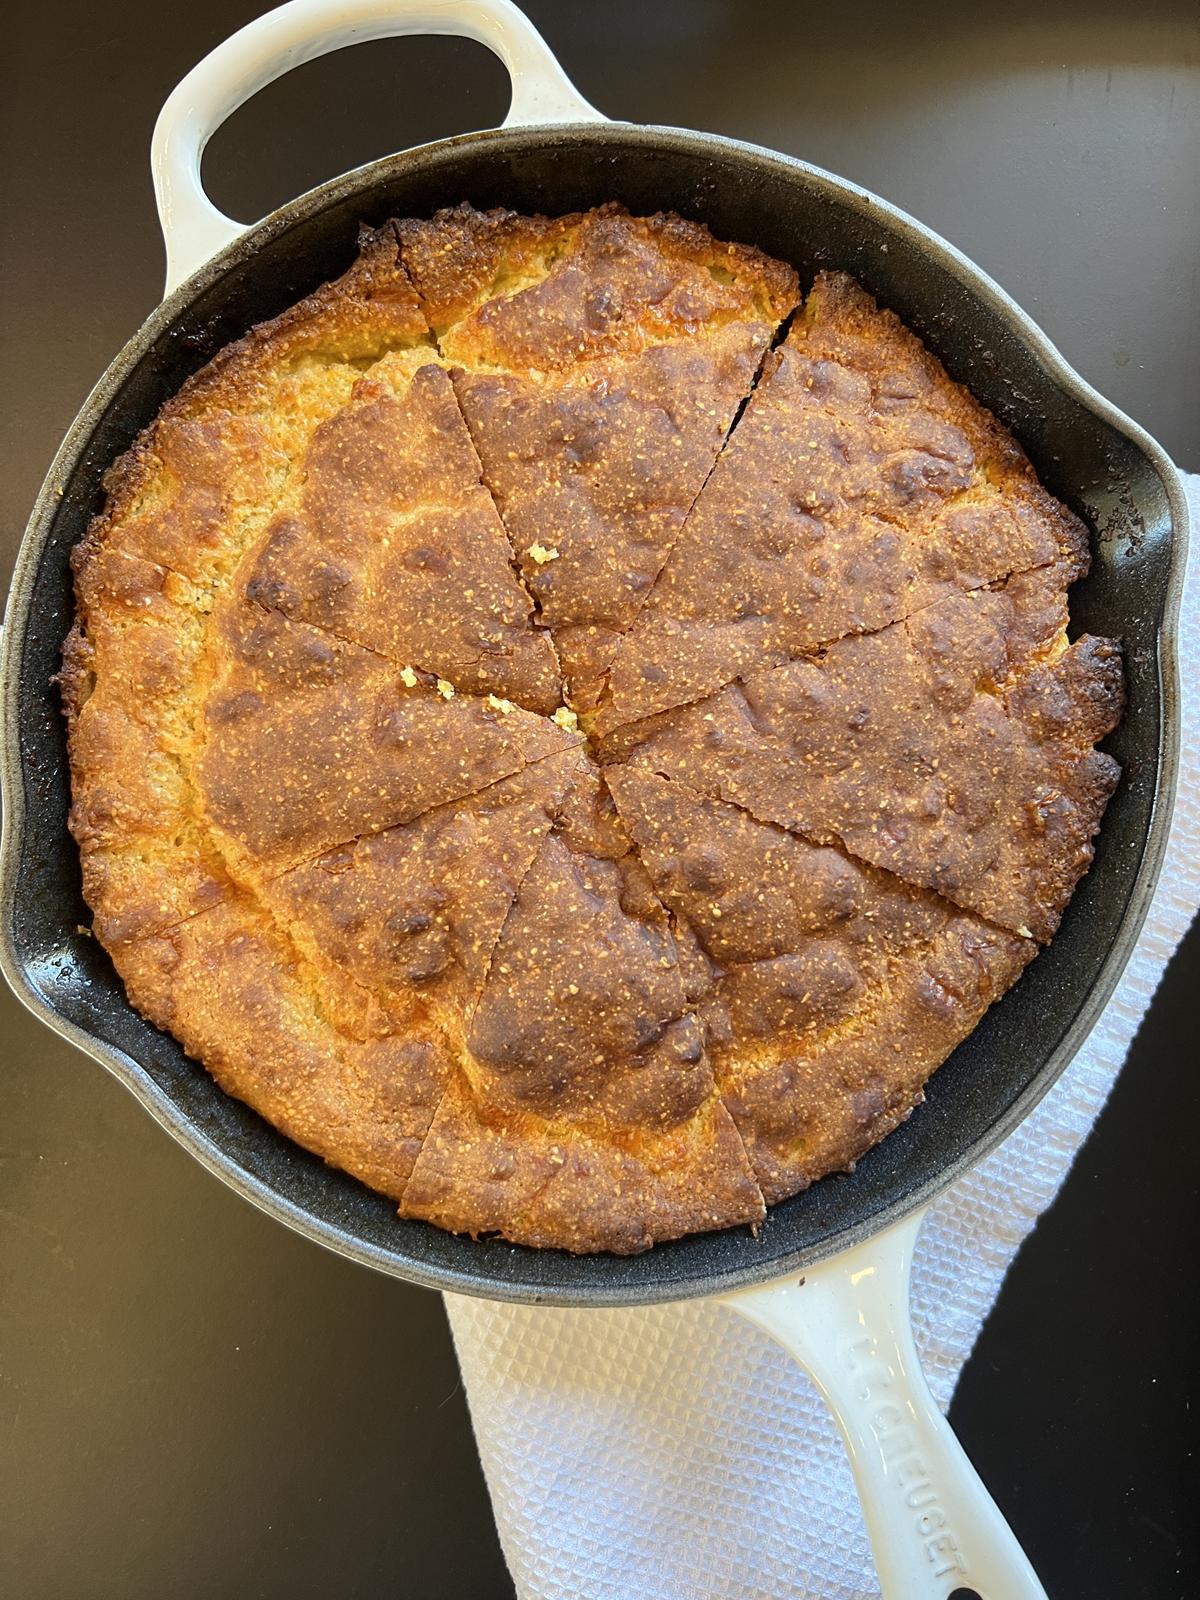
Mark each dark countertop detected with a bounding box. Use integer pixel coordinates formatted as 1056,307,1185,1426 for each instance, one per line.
2,3,1197,1596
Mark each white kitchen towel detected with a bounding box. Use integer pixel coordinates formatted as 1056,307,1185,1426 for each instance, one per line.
445,473,1199,1600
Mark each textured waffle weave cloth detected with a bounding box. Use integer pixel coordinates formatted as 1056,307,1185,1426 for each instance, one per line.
445,473,1199,1600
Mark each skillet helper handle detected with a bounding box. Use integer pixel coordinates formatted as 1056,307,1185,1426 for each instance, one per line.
151,0,604,295
723,1211,1048,1600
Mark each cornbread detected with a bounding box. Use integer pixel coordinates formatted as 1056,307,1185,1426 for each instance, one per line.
61,206,1123,1254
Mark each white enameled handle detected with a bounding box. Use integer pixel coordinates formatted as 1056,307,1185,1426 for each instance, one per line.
151,0,604,295
723,1211,1048,1600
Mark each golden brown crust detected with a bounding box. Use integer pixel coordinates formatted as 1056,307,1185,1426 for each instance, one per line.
240,354,560,711
397,203,798,362
603,567,1123,941
113,895,452,1200
604,767,1033,1199
400,1072,764,1254
65,214,1121,1254
465,768,713,1129
451,325,768,705
398,204,800,705
197,599,575,876
596,270,1091,733
72,224,432,590
259,752,585,1025
61,546,236,945
63,227,439,942
716,914,1034,1203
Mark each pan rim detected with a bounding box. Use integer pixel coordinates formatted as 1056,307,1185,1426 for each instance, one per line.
0,118,1189,1306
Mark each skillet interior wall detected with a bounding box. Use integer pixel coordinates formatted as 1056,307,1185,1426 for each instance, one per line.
6,124,1174,1303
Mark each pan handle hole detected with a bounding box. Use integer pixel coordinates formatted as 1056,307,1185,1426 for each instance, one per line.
202,36,510,224
947,1589,984,1599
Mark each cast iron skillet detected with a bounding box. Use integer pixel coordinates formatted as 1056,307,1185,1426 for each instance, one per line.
2,4,1189,1593
0,2,1186,1314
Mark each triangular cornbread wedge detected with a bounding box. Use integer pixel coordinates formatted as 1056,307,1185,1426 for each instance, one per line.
198,601,578,877
397,204,799,706
241,351,559,712
606,766,1033,1200
259,750,586,1030
115,892,455,1200
62,227,450,944
403,768,764,1251
604,567,1123,940
597,271,1091,734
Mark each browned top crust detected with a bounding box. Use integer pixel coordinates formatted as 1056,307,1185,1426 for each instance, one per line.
396,203,798,363
241,354,560,711
74,225,434,589
115,892,454,1201
65,211,1121,1254
397,204,801,706
198,600,573,875
595,271,1091,733
261,754,584,1022
605,766,1034,1201
603,567,1123,942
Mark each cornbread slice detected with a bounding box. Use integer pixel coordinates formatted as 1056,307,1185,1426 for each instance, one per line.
464,769,715,1126
400,1072,764,1254
241,353,560,712
259,751,586,1027
597,271,1091,733
114,893,455,1200
605,766,1033,1199
402,770,764,1251
85,225,434,588
397,204,799,705
605,566,1123,940
197,600,578,877
62,226,443,945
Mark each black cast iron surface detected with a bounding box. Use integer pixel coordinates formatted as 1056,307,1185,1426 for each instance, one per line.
3,2,1198,1596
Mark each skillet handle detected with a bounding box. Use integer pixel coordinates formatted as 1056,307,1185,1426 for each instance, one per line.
722,1211,1049,1600
151,0,604,296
